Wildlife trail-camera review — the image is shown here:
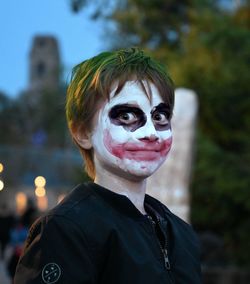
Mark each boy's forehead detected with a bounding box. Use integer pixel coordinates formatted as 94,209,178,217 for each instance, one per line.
107,80,163,107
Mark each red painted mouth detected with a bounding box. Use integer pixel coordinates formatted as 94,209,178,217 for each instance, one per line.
121,150,161,161
124,142,163,152
104,130,172,161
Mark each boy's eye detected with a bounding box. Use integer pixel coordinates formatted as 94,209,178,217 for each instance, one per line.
118,112,138,124
109,104,146,131
152,112,169,125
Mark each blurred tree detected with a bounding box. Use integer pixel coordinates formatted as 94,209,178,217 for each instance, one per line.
0,92,12,143
179,8,250,265
69,0,250,265
0,87,69,148
0,92,27,145
0,92,11,111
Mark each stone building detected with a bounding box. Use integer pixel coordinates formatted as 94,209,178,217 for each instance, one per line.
29,36,60,92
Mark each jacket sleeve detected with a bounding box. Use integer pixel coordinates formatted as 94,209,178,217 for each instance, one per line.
14,214,97,284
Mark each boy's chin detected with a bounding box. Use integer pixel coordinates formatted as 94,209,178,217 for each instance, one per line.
96,155,166,181
114,159,164,181
126,167,159,180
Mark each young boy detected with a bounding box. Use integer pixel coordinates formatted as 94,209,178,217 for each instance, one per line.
14,48,201,283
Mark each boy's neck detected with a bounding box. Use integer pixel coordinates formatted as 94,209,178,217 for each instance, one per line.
94,170,147,215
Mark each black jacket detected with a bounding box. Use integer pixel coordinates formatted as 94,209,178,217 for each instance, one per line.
14,182,201,284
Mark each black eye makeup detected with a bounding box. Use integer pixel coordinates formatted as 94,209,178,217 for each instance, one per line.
109,104,146,132
109,103,171,132
151,103,171,131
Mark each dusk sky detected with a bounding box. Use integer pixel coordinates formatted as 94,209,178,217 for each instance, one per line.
0,0,104,98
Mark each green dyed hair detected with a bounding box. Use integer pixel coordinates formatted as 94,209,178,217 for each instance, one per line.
66,47,175,179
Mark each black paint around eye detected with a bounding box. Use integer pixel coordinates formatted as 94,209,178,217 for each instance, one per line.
109,104,146,132
151,103,171,131
151,103,171,118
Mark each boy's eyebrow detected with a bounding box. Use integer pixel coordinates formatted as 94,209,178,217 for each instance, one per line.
151,103,168,112
109,102,169,113
109,104,144,118
111,102,140,108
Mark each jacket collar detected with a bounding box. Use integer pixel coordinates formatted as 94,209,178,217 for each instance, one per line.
85,182,167,222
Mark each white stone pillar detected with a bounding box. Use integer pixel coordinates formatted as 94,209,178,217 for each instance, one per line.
147,88,198,222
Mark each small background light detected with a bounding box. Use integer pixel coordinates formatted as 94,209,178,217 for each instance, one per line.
16,192,27,214
0,163,4,173
37,196,48,211
0,180,4,191
35,187,46,197
34,176,46,187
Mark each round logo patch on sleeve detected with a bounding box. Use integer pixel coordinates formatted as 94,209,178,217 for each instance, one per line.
42,263,61,283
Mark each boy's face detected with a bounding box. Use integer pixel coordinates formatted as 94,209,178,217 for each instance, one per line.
91,80,172,180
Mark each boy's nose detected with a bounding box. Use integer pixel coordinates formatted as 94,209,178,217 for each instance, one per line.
138,120,159,141
139,134,159,142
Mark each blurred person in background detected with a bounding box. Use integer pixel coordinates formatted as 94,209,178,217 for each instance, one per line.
7,198,38,281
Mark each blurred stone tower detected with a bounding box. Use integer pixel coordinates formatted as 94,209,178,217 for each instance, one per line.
29,36,60,93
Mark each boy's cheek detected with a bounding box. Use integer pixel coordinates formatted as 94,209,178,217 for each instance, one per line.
103,124,132,144
161,137,173,156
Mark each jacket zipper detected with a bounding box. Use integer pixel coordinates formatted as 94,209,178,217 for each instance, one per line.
156,218,171,270
147,215,171,271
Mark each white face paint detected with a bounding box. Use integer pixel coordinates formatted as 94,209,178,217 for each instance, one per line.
91,81,173,180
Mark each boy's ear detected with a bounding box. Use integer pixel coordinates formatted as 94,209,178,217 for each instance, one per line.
71,124,92,150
